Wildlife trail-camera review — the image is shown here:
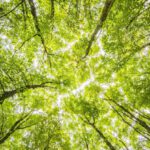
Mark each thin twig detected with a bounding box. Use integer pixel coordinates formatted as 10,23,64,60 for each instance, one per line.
18,33,39,49
0,0,25,19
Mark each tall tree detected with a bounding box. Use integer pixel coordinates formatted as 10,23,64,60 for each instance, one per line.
0,0,150,149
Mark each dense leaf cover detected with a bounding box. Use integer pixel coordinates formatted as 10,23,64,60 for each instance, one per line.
0,0,150,149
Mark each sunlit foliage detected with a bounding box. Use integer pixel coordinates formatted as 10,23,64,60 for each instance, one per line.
0,0,150,149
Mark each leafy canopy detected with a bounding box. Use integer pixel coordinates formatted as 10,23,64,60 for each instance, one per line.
0,0,150,149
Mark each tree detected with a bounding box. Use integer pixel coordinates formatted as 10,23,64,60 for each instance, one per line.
0,0,150,149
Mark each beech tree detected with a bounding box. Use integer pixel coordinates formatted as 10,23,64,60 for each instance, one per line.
0,0,150,149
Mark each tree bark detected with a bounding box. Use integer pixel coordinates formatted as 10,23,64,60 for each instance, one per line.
83,0,115,58
108,99,150,134
0,113,31,144
28,0,48,54
89,122,115,150
0,81,56,104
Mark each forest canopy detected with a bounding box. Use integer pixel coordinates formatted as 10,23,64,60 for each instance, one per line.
0,0,150,149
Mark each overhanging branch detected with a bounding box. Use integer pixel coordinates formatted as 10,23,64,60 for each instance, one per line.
27,0,48,54
83,0,115,58
0,0,25,19
0,112,32,144
0,81,59,104
105,98,150,134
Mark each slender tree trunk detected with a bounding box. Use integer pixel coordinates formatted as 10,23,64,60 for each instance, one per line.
111,100,150,133
50,0,54,19
88,122,115,150
83,0,115,58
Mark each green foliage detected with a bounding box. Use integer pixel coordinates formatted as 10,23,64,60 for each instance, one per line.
0,0,150,149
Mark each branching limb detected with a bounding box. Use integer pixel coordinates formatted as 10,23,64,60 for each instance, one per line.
83,0,115,58
126,0,150,29
0,105,5,137
21,2,27,30
0,0,25,19
0,112,32,144
114,42,150,71
110,104,150,141
50,0,55,19
27,0,48,54
109,99,150,133
105,98,150,138
118,139,129,150
28,0,52,67
0,81,59,104
81,115,116,150
88,122,115,150
83,134,89,150
18,33,39,49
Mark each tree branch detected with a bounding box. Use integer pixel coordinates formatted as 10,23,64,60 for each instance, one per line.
0,81,58,104
27,0,48,54
110,104,150,140
114,42,150,71
83,0,115,58
119,139,129,150
83,116,115,150
89,122,115,150
0,0,25,19
126,1,150,29
50,0,55,19
18,33,39,49
0,112,32,144
106,98,150,134
28,0,52,67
